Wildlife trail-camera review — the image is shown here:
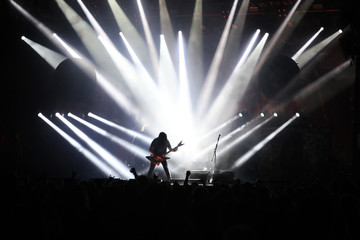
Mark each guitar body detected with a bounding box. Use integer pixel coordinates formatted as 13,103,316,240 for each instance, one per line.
146,155,170,165
145,141,184,165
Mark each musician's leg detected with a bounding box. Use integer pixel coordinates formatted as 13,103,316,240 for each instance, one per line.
161,160,171,181
147,162,156,179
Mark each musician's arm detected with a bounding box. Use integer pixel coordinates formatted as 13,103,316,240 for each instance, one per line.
168,147,178,152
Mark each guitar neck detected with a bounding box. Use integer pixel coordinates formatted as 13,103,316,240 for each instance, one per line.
160,141,184,157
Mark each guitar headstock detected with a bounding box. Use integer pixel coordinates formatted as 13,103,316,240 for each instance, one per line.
177,141,184,147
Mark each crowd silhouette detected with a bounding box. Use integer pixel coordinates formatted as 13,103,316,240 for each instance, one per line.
1,167,360,240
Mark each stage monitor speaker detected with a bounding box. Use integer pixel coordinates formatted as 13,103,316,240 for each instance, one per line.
189,170,210,183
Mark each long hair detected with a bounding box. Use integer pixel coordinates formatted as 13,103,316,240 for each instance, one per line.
158,132,167,143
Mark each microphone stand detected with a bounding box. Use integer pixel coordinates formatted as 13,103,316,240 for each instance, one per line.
210,134,221,183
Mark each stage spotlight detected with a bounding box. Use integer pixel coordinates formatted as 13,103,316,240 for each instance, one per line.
53,33,82,59
297,29,343,68
22,35,66,69
239,110,249,118
68,112,149,159
136,0,159,72
198,113,243,143
260,112,265,117
87,112,152,144
197,0,240,116
38,113,117,177
296,112,300,117
216,114,275,159
231,113,299,169
178,30,193,124
292,27,324,61
203,30,265,129
273,112,278,117
56,112,132,179
107,0,148,65
10,0,65,54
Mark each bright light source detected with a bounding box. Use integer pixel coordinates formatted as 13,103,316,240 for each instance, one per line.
38,113,116,177
136,0,159,72
108,0,148,65
187,0,204,93
18,0,342,178
68,112,149,160
159,32,178,102
56,112,132,179
204,30,268,129
119,31,159,97
178,30,193,128
216,115,274,159
53,21,142,123
295,112,300,117
10,0,63,53
297,29,343,68
53,33,82,59
22,35,67,69
292,27,324,61
256,0,302,72
231,114,299,169
234,29,261,71
56,0,115,72
197,0,240,116
88,112,152,145
198,114,242,143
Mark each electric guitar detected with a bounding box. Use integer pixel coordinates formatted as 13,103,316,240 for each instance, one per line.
146,141,184,165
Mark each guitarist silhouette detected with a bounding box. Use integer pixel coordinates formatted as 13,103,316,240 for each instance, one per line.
146,132,182,181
